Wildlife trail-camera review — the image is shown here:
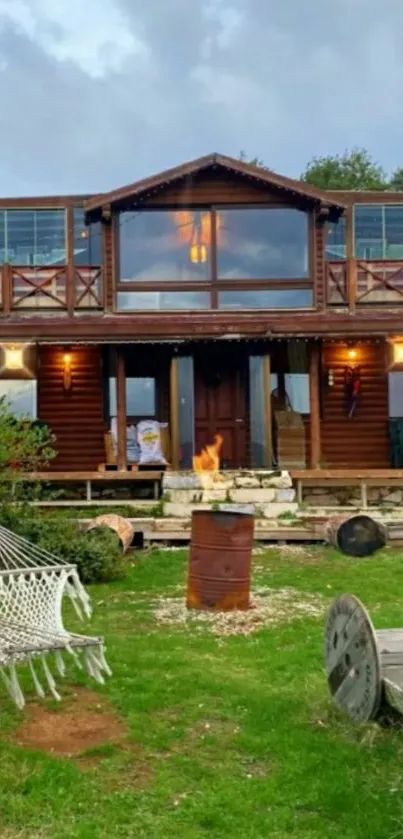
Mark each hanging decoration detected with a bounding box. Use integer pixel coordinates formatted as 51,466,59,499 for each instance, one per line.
344,364,361,417
172,211,223,265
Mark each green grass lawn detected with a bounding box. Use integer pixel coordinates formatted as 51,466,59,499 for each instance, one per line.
1,544,403,838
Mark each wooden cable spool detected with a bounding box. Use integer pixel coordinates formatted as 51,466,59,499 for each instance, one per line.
325,514,387,557
325,594,403,724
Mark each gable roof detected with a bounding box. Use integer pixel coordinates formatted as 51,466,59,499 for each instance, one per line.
84,152,346,214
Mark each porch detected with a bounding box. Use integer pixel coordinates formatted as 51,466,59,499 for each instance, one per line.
4,336,403,481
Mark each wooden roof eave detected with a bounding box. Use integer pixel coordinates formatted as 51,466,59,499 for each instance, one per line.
84,153,346,217
2,310,403,342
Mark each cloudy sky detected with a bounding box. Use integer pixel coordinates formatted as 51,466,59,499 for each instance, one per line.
0,0,401,196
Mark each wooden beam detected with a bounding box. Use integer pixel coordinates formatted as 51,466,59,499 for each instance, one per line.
116,346,127,469
262,354,272,467
170,357,180,470
345,205,356,313
347,258,357,314
309,343,321,469
66,206,75,316
2,262,11,314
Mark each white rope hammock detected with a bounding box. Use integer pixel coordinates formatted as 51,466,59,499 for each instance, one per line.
0,525,111,709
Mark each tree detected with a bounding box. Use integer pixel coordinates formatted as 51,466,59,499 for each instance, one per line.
0,398,55,500
388,167,403,191
239,150,268,169
301,148,387,191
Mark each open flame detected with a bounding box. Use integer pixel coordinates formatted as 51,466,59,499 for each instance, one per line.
193,434,223,472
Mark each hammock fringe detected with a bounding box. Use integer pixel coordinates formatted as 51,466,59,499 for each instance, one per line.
0,525,111,709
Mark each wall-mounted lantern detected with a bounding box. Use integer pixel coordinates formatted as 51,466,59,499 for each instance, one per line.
4,345,24,371
63,352,72,392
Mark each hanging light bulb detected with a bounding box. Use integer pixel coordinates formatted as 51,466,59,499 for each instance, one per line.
189,242,207,264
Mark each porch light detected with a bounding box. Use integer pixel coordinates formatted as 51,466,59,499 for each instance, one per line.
348,348,357,360
63,352,72,392
4,345,24,371
393,343,403,364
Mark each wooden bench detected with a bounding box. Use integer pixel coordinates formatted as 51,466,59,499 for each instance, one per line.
325,593,403,724
22,471,164,502
291,469,403,508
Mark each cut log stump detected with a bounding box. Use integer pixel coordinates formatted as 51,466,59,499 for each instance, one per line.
325,514,387,557
325,593,403,724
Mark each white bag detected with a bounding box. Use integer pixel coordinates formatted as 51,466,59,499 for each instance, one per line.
137,421,167,465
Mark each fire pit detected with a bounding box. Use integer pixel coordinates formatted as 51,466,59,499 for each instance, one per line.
186,509,254,611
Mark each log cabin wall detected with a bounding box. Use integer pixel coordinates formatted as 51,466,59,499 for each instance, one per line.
321,341,389,468
38,345,105,471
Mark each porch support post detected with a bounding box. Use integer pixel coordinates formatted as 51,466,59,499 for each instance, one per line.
309,342,321,469
262,355,272,467
170,356,180,471
116,347,127,470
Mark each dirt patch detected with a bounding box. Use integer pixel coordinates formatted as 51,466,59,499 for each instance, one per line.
14,687,127,757
154,587,325,636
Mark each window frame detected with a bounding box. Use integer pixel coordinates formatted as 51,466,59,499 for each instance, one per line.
114,204,314,312
0,207,68,267
0,378,38,419
353,203,403,260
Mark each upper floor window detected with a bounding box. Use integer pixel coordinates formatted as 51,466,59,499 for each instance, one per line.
354,204,403,259
216,208,308,279
325,216,346,260
0,209,66,265
73,209,102,265
119,210,211,281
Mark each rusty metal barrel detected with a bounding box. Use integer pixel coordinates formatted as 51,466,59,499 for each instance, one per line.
186,509,254,611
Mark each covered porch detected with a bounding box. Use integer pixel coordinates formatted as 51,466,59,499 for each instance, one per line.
5,335,403,485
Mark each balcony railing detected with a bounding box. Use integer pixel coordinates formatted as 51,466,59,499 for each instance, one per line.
0,264,103,315
327,259,403,308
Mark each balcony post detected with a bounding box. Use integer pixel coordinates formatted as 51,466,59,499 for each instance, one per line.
66,206,75,317
1,262,11,313
347,258,357,314
345,205,355,312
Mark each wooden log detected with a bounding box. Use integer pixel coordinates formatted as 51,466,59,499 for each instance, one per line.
86,514,134,553
325,514,387,557
325,595,403,725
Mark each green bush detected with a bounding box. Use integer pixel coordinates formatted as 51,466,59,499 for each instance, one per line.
0,505,125,584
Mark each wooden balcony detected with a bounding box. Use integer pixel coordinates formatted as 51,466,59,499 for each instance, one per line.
0,264,104,315
327,259,403,309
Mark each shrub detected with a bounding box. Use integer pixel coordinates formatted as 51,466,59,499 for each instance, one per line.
0,505,124,584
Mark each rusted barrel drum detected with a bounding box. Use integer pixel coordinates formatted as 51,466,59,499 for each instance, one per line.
186,510,254,611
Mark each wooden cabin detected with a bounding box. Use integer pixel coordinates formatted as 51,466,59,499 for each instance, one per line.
1,152,403,480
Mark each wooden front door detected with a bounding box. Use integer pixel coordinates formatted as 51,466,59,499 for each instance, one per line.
194,350,247,468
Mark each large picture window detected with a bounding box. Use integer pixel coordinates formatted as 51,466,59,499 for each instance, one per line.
116,206,312,311
354,204,403,259
216,208,308,279
119,210,211,282
0,209,66,265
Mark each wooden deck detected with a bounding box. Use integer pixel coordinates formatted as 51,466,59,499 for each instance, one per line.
291,469,403,508
22,470,164,501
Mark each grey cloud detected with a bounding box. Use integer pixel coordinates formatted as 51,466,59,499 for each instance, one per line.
0,0,402,195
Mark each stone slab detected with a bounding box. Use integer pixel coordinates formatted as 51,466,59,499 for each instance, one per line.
229,488,276,503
